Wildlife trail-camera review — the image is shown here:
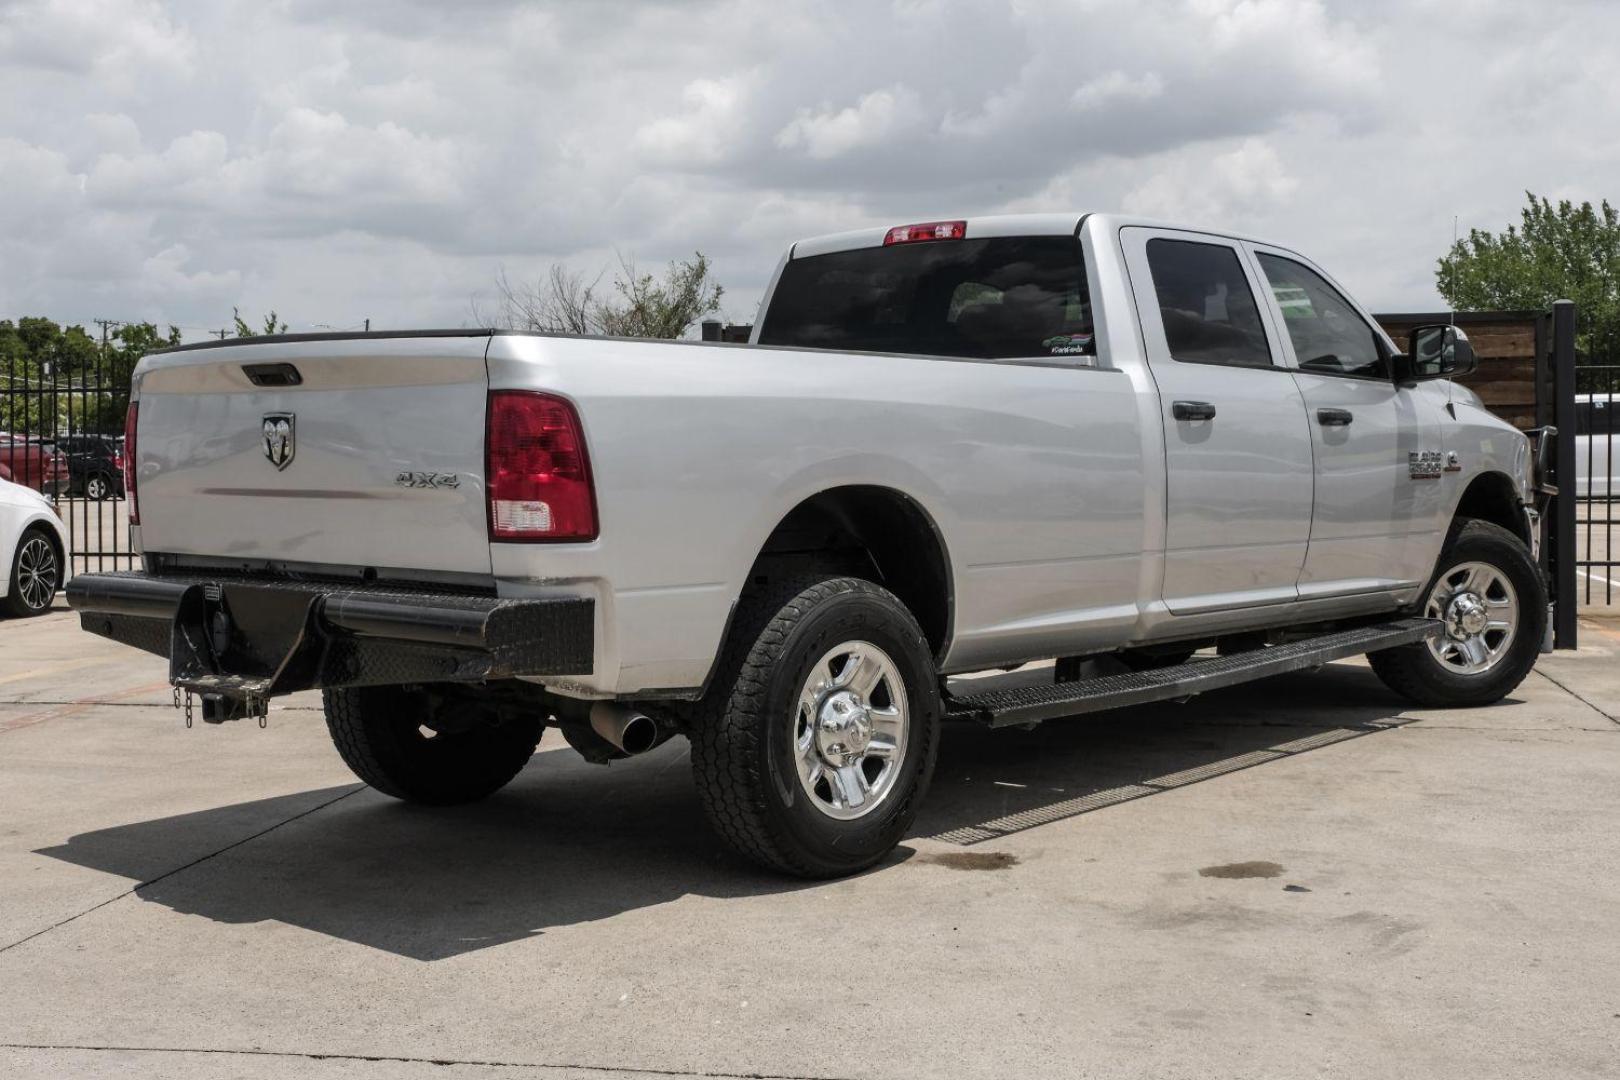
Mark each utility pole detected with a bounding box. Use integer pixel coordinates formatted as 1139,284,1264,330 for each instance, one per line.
93,319,124,354
364,318,370,332
213,328,229,340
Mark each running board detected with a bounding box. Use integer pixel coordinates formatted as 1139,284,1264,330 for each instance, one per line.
944,618,1442,728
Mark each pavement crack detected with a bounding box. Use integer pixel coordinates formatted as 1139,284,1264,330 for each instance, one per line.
0,1042,858,1080
0,785,363,957
1533,667,1619,726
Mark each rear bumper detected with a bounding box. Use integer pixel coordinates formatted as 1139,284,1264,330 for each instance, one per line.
67,571,593,718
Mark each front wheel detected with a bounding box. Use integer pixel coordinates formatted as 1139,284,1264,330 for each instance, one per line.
689,576,940,878
3,528,60,618
84,472,113,500
1369,519,1546,707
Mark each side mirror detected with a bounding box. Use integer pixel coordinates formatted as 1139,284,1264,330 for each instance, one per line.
1395,324,1477,384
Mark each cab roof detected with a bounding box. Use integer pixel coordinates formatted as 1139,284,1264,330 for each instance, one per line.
789,212,1294,259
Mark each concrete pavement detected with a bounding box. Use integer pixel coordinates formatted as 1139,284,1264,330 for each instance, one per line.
1,602,1617,1079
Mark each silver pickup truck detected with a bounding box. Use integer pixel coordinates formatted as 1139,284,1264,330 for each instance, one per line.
69,213,1549,877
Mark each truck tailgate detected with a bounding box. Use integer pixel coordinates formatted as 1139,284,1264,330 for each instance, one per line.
134,335,493,575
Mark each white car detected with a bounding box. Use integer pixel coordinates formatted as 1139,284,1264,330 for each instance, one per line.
1575,394,1615,500
1,478,69,617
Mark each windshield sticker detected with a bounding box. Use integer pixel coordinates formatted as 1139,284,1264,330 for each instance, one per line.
1043,332,1095,356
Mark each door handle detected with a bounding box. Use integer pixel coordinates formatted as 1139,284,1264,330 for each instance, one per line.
1171,400,1217,421
1316,408,1354,427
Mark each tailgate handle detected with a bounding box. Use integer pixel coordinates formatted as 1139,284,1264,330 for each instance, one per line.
242,362,303,387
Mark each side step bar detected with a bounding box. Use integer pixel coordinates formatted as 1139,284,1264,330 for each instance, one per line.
944,618,1443,728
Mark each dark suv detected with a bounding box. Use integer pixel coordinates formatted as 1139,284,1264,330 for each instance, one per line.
56,435,126,500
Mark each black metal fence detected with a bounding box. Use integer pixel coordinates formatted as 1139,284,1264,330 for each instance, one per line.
2,343,139,575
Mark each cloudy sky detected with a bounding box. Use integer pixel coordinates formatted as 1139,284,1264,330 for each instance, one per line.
2,0,1616,341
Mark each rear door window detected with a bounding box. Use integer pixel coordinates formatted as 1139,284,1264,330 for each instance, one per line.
758,236,1094,361
1143,239,1273,368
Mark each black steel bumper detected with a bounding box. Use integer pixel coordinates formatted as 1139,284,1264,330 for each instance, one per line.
67,571,593,720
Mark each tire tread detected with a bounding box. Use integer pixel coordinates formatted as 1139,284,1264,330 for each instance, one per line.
688,575,935,877
1369,518,1546,707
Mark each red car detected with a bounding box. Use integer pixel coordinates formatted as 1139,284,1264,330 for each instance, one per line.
0,436,69,496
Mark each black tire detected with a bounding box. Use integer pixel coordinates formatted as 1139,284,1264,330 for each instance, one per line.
323,685,541,805
3,526,60,618
689,575,940,878
84,472,113,501
1369,519,1546,707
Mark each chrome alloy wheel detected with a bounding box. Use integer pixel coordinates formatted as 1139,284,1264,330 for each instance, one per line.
1424,560,1519,676
16,535,59,612
793,640,909,821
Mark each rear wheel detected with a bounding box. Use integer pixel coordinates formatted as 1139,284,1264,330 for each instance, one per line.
323,685,542,805
689,576,940,878
1369,519,1546,707
84,472,113,500
4,528,59,618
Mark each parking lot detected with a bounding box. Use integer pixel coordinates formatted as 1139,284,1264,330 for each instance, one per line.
1,603,1617,1079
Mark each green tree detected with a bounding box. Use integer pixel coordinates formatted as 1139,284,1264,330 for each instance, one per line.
234,307,289,337
486,252,723,339
1437,192,1620,357
0,317,179,436
99,322,181,432
0,319,46,433
597,252,724,339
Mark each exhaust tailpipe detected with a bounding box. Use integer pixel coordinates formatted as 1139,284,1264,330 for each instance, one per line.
589,702,661,756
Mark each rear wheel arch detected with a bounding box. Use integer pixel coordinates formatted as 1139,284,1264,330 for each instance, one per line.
735,485,954,663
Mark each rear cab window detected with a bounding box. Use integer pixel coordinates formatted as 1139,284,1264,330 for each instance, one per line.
758,236,1095,362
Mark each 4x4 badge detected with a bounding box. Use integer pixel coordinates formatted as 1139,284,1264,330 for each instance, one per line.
262,413,295,471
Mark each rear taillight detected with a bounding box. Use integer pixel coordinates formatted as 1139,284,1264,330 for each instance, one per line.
485,391,597,542
883,220,966,245
123,402,139,525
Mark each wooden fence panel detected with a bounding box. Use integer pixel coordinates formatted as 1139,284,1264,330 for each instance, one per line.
1375,311,1540,430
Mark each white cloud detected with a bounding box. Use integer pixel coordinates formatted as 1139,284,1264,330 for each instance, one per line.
136,243,240,304
634,76,755,166
1123,137,1302,222
90,130,230,206
1071,71,1164,112
775,87,921,160
0,0,195,78
0,0,1616,333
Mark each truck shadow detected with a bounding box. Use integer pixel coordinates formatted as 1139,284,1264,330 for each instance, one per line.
36,662,1441,961
916,663,1424,844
